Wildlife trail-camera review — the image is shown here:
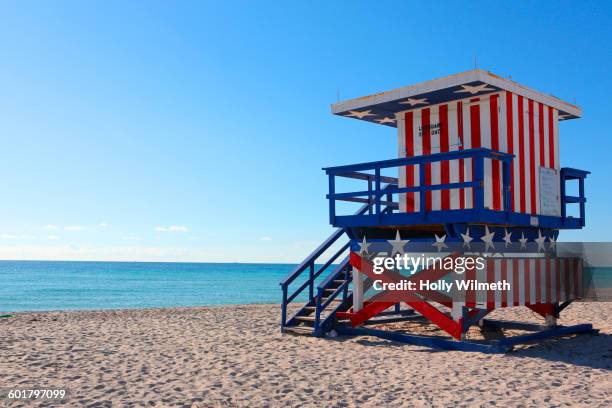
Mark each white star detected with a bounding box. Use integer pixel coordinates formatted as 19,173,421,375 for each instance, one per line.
548,235,557,251
518,232,528,250
399,97,428,106
432,234,448,252
454,84,495,95
375,117,396,124
358,236,371,255
503,228,513,248
534,230,546,253
481,225,496,252
345,110,377,119
388,230,409,256
460,228,473,249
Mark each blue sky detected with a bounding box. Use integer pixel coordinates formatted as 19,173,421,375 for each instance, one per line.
0,1,610,262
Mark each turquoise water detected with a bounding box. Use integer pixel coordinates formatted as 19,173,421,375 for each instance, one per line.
0,261,312,312
0,261,609,313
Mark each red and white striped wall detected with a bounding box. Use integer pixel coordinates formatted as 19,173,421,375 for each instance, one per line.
451,257,582,319
396,92,560,216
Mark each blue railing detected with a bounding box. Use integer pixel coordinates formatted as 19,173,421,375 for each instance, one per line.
314,258,351,336
560,168,590,227
279,204,371,328
325,148,513,225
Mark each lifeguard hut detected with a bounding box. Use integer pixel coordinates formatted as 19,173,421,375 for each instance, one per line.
280,70,596,352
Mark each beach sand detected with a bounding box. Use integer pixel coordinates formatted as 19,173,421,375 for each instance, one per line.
1,303,610,407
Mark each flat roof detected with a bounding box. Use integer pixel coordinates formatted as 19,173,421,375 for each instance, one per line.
331,69,581,128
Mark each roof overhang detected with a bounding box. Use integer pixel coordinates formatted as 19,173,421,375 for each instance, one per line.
331,69,581,128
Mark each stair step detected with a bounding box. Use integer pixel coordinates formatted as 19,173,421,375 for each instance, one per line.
295,316,316,322
283,326,314,335
324,288,340,293
320,297,342,303
333,280,347,285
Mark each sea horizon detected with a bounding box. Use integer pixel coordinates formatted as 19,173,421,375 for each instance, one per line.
0,260,331,312
1,260,610,313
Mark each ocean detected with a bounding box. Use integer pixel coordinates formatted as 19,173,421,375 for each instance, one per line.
1,261,610,313
0,261,308,312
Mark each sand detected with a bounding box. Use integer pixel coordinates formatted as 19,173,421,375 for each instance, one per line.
0,303,611,408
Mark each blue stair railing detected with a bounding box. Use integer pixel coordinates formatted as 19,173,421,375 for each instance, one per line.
280,184,398,336
280,204,368,328
314,258,352,336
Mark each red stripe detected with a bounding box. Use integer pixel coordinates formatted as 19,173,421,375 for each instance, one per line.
518,96,526,213
457,101,465,209
535,259,541,304
525,259,531,304
528,99,536,214
440,104,450,210
490,94,500,210
422,108,432,211
564,258,570,300
538,103,545,165
548,107,555,168
512,259,519,306
486,259,495,309
500,259,508,307
555,258,561,301
545,257,552,304
573,258,580,299
466,262,476,308
470,99,481,205
404,111,415,212
505,92,515,212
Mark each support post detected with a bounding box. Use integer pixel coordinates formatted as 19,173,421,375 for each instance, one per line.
353,267,364,312
579,177,585,226
545,315,558,327
281,286,287,327
328,174,336,225
309,263,314,300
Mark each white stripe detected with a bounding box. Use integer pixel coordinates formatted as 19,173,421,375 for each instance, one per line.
462,102,473,208
523,99,531,214
449,102,460,210
481,96,493,210
494,259,502,309
397,114,406,212
430,105,441,211
413,111,421,211
553,109,560,170
512,93,520,212
543,105,550,168
507,260,514,306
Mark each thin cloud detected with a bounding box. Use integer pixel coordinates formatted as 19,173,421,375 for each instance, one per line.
47,235,59,240
261,236,273,241
1,234,36,239
98,222,109,228
121,236,141,241
155,225,189,233
44,224,58,230
64,226,84,231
